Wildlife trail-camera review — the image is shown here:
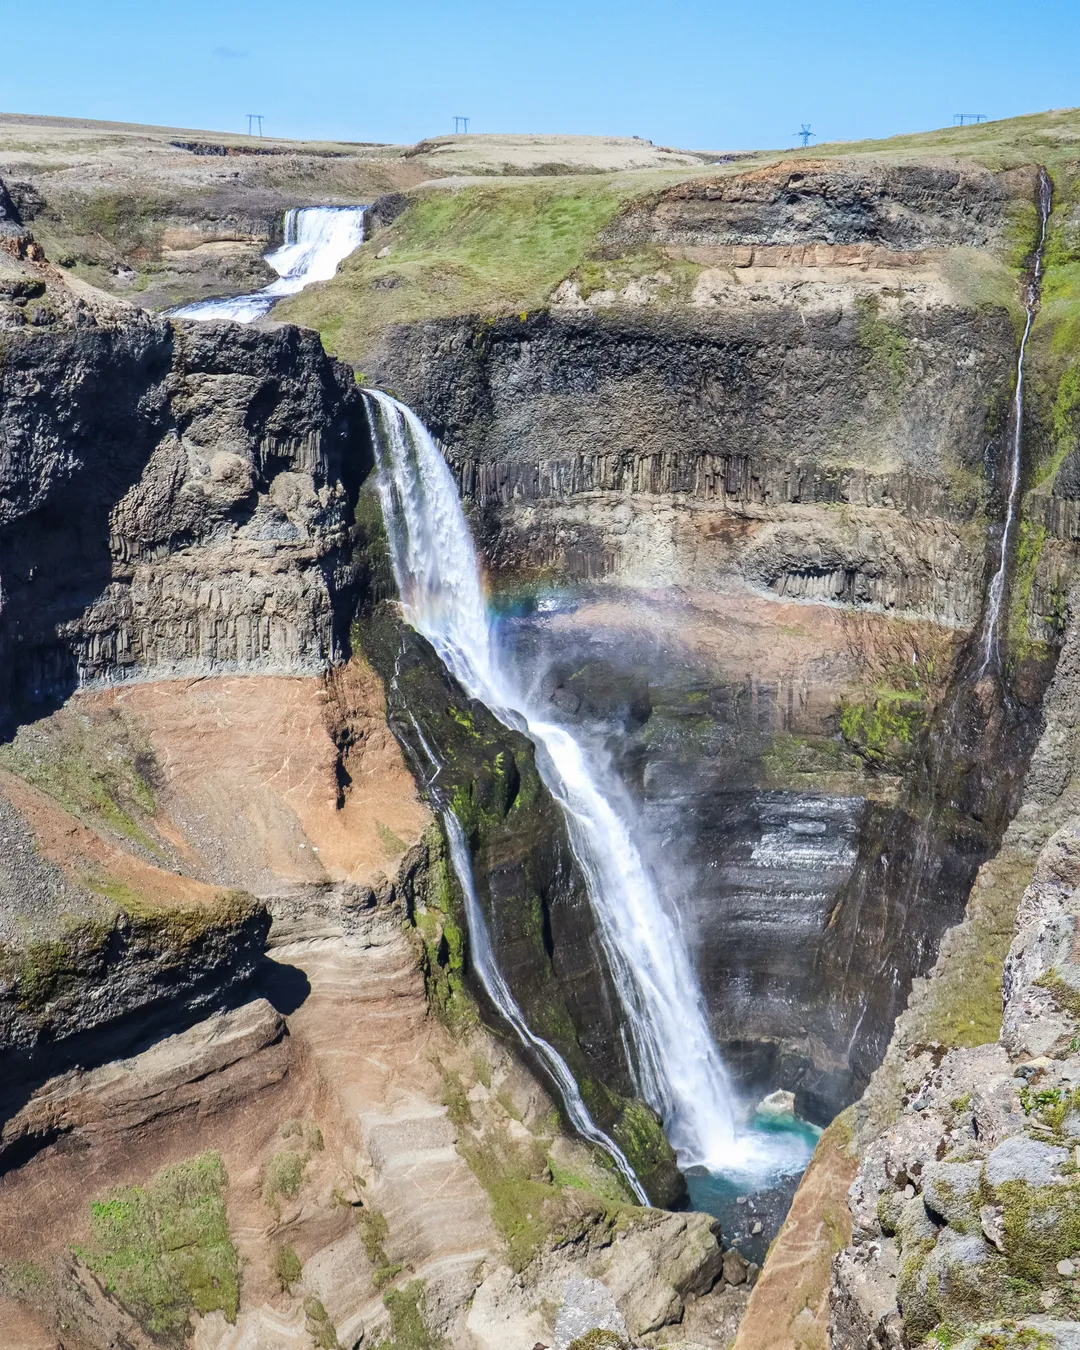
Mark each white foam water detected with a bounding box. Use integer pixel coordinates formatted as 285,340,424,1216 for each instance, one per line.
365,388,743,1179
171,205,366,322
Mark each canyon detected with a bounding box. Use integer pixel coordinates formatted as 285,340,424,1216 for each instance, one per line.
3,107,1080,1350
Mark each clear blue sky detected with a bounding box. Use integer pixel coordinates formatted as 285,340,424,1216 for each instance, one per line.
5,0,1078,151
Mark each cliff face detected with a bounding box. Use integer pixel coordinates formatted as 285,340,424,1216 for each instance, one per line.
367,299,1010,626
0,258,375,1113
0,303,370,723
361,605,683,1204
356,158,1053,1125
363,159,1033,630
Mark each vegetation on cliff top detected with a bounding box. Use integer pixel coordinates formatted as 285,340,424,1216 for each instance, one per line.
279,180,625,362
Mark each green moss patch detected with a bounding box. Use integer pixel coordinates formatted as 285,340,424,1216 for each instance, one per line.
567,1331,628,1350
413,824,475,1031
839,689,925,768
1034,967,1080,1020
372,1280,443,1350
305,1295,343,1350
356,1205,403,1288
856,294,910,397
569,245,702,305
610,1098,671,1191
0,916,113,1012
263,1119,324,1209
996,1177,1080,1284
272,1243,302,1292
912,852,1035,1049
460,1127,560,1271
75,1152,239,1341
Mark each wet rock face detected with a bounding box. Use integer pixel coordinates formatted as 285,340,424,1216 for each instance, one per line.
0,314,370,723
500,611,1011,1127
359,604,684,1206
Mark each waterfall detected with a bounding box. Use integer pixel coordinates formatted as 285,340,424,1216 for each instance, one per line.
978,168,1053,673
444,812,648,1204
365,388,740,1178
171,205,366,322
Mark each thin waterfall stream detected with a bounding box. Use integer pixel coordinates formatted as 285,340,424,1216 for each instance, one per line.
978,167,1053,672
365,389,816,1200
171,204,366,322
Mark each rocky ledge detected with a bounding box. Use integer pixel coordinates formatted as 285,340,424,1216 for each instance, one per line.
832,817,1080,1348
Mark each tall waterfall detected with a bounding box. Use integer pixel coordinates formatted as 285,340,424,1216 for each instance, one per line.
978,168,1052,672
172,205,366,322
366,389,739,1176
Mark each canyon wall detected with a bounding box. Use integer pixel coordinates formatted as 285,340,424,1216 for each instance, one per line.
360,157,1060,1122
0,303,370,723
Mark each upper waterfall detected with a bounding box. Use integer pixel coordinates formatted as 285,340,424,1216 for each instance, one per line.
171,205,366,322
365,388,741,1175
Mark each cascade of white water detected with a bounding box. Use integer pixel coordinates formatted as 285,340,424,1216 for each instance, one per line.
978,168,1053,673
171,204,366,323
365,387,741,1175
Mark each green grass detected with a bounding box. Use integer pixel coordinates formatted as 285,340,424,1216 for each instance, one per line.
305,1295,343,1350
412,824,475,1030
912,851,1035,1048
793,106,1080,174
377,821,407,856
278,180,625,362
1007,520,1048,654
940,248,1025,327
0,917,112,1013
1035,967,1080,1020
263,1119,324,1208
356,1203,402,1287
856,293,909,396
75,1152,239,1341
839,688,925,768
84,878,257,948
567,1332,627,1350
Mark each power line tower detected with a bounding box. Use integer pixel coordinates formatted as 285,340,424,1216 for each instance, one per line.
246,114,264,136
953,113,988,126
794,123,815,148
453,116,470,134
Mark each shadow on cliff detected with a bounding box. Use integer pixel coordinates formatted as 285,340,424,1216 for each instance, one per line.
0,956,309,1177
0,324,177,731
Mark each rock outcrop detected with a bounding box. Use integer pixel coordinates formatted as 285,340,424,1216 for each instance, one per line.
831,818,1080,1347
361,604,683,1205
601,160,1034,253
0,272,370,721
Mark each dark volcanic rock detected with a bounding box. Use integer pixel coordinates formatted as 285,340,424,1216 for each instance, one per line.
602,160,1035,252
0,313,372,725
